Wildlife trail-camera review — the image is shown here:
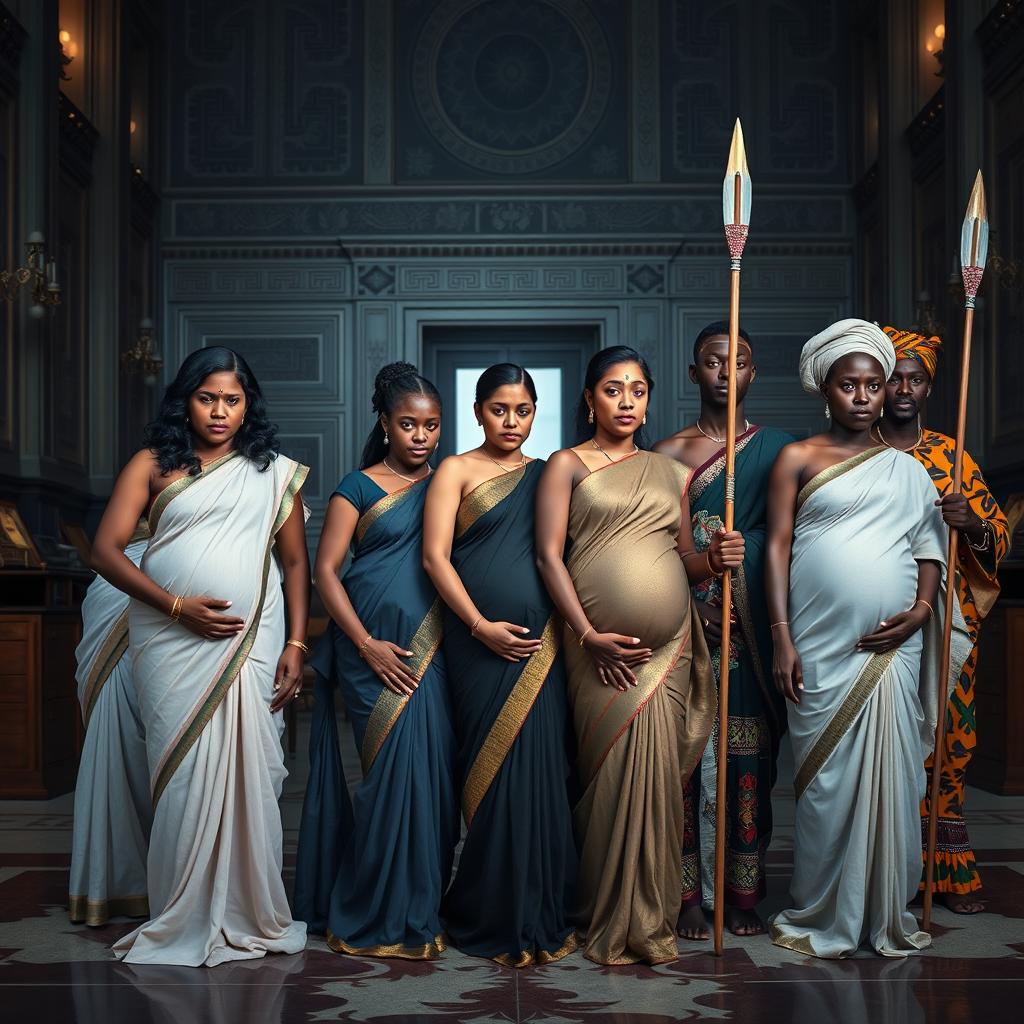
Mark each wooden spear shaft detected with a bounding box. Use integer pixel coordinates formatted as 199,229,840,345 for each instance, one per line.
713,176,743,957
922,302,973,931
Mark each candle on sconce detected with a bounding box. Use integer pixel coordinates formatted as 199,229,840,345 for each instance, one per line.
46,261,58,286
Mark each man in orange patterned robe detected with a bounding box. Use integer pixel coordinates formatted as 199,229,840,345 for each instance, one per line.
877,327,1010,913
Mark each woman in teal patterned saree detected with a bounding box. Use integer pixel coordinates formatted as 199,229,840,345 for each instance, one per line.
295,363,458,959
423,364,577,966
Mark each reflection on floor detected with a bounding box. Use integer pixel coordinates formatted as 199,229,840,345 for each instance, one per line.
0,714,1022,1023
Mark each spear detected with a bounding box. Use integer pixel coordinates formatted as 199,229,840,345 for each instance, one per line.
922,170,989,931
712,118,752,957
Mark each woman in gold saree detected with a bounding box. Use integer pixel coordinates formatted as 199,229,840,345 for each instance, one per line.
536,346,742,965
92,347,309,966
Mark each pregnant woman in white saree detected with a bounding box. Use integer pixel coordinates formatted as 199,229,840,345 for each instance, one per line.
92,347,309,966
765,321,970,959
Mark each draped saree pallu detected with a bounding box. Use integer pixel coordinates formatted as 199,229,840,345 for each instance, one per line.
682,425,790,913
295,472,458,960
114,451,309,967
442,460,578,967
770,447,972,960
70,523,152,927
564,451,715,966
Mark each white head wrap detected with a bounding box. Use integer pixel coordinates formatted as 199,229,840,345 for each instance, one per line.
798,319,896,395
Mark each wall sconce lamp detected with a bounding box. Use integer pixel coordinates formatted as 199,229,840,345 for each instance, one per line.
0,232,61,317
58,28,77,81
121,319,163,385
925,22,945,77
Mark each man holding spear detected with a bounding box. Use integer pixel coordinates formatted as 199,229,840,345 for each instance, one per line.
875,323,1009,915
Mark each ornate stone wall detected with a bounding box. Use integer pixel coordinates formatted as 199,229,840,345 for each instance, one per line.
161,0,855,532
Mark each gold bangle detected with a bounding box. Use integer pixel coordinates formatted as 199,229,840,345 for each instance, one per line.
770,621,789,629
470,616,482,636
707,552,725,578
578,625,594,647
914,599,934,618
286,639,309,654
170,594,184,621
357,634,373,658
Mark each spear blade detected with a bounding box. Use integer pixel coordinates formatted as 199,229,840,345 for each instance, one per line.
961,170,988,303
723,118,752,261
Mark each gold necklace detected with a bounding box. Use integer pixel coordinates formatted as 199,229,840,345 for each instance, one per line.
382,457,431,484
591,438,639,463
480,449,526,473
872,419,922,453
695,418,750,444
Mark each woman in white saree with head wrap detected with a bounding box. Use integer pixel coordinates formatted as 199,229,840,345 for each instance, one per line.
92,348,310,967
765,320,970,958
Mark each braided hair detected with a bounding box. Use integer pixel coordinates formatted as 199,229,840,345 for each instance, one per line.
359,361,442,469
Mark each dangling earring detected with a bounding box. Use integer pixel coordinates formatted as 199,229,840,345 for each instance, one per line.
384,432,389,446
587,407,594,425
824,402,831,419
642,413,647,425
879,407,885,419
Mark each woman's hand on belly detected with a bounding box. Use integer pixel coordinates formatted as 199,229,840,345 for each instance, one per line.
473,619,543,663
582,631,653,692
178,595,247,639
857,604,930,654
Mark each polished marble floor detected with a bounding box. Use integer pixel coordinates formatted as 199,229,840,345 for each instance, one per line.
1,714,1021,1023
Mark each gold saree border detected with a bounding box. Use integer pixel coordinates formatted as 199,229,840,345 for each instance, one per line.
360,599,443,774
148,450,240,534
68,893,149,927
688,426,758,503
327,928,447,961
492,930,578,968
355,477,423,544
793,648,897,801
151,460,308,806
461,617,559,826
577,621,691,788
81,609,130,728
769,920,819,957
455,463,527,537
796,446,886,512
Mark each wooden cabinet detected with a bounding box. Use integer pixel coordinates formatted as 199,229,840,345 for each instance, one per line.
0,570,89,798
972,563,1024,795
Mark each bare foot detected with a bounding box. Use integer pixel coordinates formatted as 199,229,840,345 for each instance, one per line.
726,908,766,936
940,891,986,914
676,905,709,941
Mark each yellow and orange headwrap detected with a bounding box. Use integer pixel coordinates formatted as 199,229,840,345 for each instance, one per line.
882,326,942,380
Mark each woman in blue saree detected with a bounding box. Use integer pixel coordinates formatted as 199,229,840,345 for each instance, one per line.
295,362,458,958
423,364,577,966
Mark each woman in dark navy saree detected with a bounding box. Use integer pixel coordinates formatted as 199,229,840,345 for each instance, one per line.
423,364,577,966
295,362,458,958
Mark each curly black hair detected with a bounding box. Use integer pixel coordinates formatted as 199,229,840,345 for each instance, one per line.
360,361,442,469
574,345,655,449
143,347,280,476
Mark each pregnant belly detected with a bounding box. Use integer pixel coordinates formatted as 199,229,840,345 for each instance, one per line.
791,543,919,641
143,543,263,611
573,542,688,650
